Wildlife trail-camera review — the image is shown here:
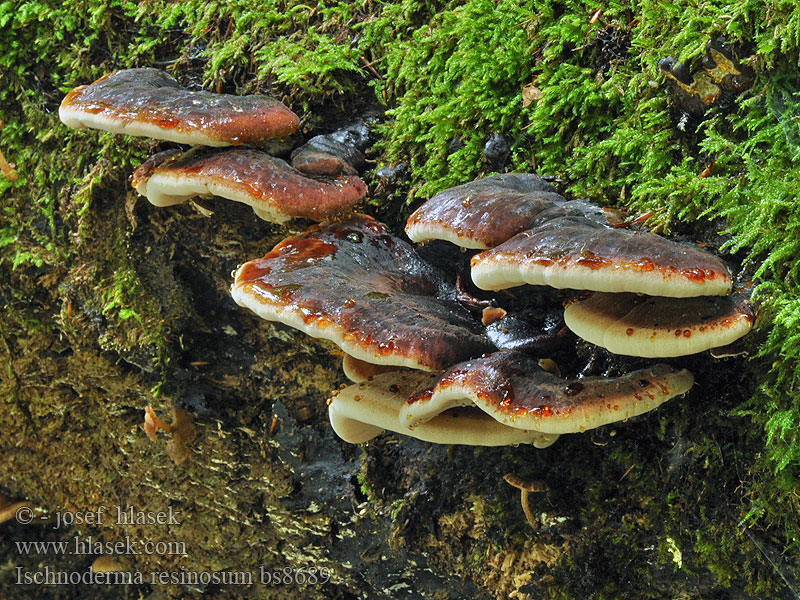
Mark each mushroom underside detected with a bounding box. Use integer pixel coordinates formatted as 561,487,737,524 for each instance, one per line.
329,370,559,447
564,291,755,357
131,147,367,223
328,351,693,446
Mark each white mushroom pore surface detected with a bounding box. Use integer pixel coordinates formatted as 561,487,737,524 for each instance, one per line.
328,370,560,448
563,292,755,358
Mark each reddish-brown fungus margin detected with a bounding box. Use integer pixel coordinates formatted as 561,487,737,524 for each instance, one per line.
405,173,564,249
328,370,558,447
327,351,692,448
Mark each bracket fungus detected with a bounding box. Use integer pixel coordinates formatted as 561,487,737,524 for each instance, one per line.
290,121,372,177
406,175,732,297
342,354,401,383
228,169,749,446
398,351,694,435
58,70,719,449
405,173,565,249
328,370,559,447
564,291,755,357
131,148,367,223
59,68,299,146
231,216,493,371
328,351,692,447
470,216,733,297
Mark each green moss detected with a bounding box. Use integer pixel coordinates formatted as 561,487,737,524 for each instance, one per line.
134,0,367,104
357,447,380,505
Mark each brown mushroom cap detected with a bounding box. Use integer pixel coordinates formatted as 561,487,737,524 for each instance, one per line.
291,146,359,177
328,370,559,447
399,351,694,435
131,148,367,223
405,174,564,249
290,122,370,176
231,216,493,371
471,215,732,297
0,495,34,525
91,555,126,573
59,68,299,146
564,291,755,357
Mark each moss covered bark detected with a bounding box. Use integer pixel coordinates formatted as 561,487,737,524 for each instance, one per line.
1,0,799,598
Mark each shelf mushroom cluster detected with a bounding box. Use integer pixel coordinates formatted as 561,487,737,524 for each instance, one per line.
406,173,755,358
59,68,368,223
232,215,702,448
60,71,753,449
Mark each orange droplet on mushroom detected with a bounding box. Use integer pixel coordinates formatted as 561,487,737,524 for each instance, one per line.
399,352,694,435
328,370,559,447
405,174,564,249
564,291,754,357
59,68,299,146
231,216,493,372
130,148,367,223
471,215,732,297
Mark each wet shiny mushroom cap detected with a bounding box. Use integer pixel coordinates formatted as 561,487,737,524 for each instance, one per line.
471,214,732,297
328,370,559,447
399,351,694,435
564,291,755,357
405,173,565,249
59,68,299,146
231,216,493,371
290,122,371,176
131,148,367,223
